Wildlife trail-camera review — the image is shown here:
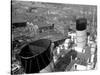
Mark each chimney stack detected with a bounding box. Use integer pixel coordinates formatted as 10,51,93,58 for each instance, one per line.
76,18,87,52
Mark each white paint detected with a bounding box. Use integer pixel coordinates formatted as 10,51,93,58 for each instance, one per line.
76,40,86,48
76,36,86,43
82,48,86,53
76,30,87,48
76,30,86,36
53,56,57,63
57,47,60,54
86,64,92,70
91,55,95,63
68,32,76,41
74,64,87,70
60,45,63,50
64,44,68,49
91,42,96,54
91,47,95,55
65,39,70,44
40,61,53,73
74,47,83,53
64,39,70,49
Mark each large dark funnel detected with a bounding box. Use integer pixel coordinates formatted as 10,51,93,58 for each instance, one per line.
19,39,52,73
76,18,87,31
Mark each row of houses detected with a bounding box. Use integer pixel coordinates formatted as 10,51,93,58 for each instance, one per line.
12,21,55,38
39,24,54,33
